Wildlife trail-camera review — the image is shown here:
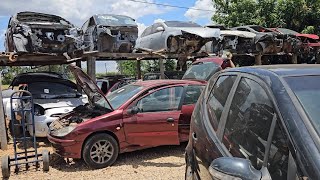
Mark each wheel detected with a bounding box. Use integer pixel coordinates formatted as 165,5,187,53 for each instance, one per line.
42,149,50,172
82,134,119,169
2,155,10,179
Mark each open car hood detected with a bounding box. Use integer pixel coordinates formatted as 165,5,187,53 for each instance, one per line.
221,30,256,38
68,64,113,111
177,27,220,38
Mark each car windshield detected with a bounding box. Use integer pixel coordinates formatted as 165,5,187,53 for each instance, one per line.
182,62,220,81
285,76,320,136
96,15,136,26
106,85,143,109
164,21,201,27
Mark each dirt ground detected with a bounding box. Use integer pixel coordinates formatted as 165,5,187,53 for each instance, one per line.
0,138,187,180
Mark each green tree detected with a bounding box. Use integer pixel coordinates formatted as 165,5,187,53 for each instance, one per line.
212,0,320,34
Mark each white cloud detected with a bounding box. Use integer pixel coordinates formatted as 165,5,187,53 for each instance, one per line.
184,0,215,22
154,18,165,23
137,22,147,36
0,0,168,26
0,29,6,50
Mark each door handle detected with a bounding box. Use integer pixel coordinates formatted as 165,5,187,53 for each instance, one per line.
167,117,174,123
192,132,198,141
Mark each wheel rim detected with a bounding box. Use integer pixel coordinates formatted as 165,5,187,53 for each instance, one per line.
90,140,114,164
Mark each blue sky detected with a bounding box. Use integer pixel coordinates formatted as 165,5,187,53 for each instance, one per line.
0,0,214,73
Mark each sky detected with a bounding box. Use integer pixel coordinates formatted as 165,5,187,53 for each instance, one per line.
0,0,215,73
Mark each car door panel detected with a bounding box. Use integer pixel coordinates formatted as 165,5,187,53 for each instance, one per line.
125,111,180,146
123,86,184,147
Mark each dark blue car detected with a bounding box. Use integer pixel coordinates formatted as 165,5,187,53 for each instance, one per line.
185,64,320,180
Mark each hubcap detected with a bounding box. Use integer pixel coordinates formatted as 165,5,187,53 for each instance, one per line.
90,140,114,164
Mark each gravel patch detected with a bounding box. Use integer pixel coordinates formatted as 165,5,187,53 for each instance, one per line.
0,139,186,180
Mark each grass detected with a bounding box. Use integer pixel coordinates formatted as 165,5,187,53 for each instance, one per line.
1,84,9,89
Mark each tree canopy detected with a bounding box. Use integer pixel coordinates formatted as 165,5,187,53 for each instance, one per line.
212,0,320,34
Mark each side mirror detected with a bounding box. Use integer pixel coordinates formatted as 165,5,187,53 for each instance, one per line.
127,106,139,115
156,26,164,32
209,157,261,180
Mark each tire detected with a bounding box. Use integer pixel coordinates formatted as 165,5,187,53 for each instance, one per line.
2,155,10,179
82,134,119,169
42,150,50,172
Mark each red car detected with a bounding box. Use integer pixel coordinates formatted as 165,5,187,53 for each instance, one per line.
48,65,205,169
182,57,231,81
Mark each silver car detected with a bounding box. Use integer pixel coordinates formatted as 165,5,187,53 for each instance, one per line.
135,21,220,54
3,72,87,137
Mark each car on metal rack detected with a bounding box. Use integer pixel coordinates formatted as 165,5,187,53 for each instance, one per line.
81,14,138,53
185,64,320,179
48,64,205,169
5,11,82,56
135,21,220,54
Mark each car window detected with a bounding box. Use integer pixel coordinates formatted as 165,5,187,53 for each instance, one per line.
182,62,220,81
137,86,183,112
82,19,90,32
267,122,289,180
88,17,95,26
27,82,80,99
222,77,274,170
183,85,204,105
151,23,164,34
141,26,153,37
207,76,236,129
237,28,250,32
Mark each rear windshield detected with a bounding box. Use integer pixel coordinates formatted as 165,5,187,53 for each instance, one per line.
96,15,136,26
27,82,80,99
182,62,220,81
164,21,201,27
285,76,320,136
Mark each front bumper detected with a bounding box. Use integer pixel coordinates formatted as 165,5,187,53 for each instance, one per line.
47,134,83,159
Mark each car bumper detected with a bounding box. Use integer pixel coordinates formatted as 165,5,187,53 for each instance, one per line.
47,134,83,159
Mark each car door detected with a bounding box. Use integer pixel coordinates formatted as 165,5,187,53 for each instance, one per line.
123,85,184,147
192,74,238,179
148,23,166,51
178,85,204,142
215,75,290,179
137,26,153,50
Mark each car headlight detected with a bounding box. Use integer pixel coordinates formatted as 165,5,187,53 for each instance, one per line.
50,125,76,137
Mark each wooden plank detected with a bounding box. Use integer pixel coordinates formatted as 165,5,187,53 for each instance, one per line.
136,60,141,79
87,56,96,82
159,59,165,79
255,54,262,65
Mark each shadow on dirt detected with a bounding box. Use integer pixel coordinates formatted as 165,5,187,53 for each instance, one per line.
49,142,187,172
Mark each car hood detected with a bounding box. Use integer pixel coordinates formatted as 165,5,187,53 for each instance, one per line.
296,34,319,40
68,64,113,111
221,30,256,38
174,27,220,38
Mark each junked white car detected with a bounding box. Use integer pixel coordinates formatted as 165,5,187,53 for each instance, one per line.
3,72,87,137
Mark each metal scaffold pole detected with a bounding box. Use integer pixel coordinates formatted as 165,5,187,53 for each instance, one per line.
0,72,8,150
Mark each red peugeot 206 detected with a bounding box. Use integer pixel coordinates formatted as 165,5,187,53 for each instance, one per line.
48,64,205,169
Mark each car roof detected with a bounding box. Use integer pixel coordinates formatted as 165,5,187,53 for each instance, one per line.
133,80,205,87
225,64,320,77
93,14,134,19
193,57,224,66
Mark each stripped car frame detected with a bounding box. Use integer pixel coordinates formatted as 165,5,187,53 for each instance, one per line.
5,11,82,56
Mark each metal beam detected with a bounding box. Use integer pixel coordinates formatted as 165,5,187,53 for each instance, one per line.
0,74,7,150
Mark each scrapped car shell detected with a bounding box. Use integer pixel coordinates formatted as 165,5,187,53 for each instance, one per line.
220,30,256,38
